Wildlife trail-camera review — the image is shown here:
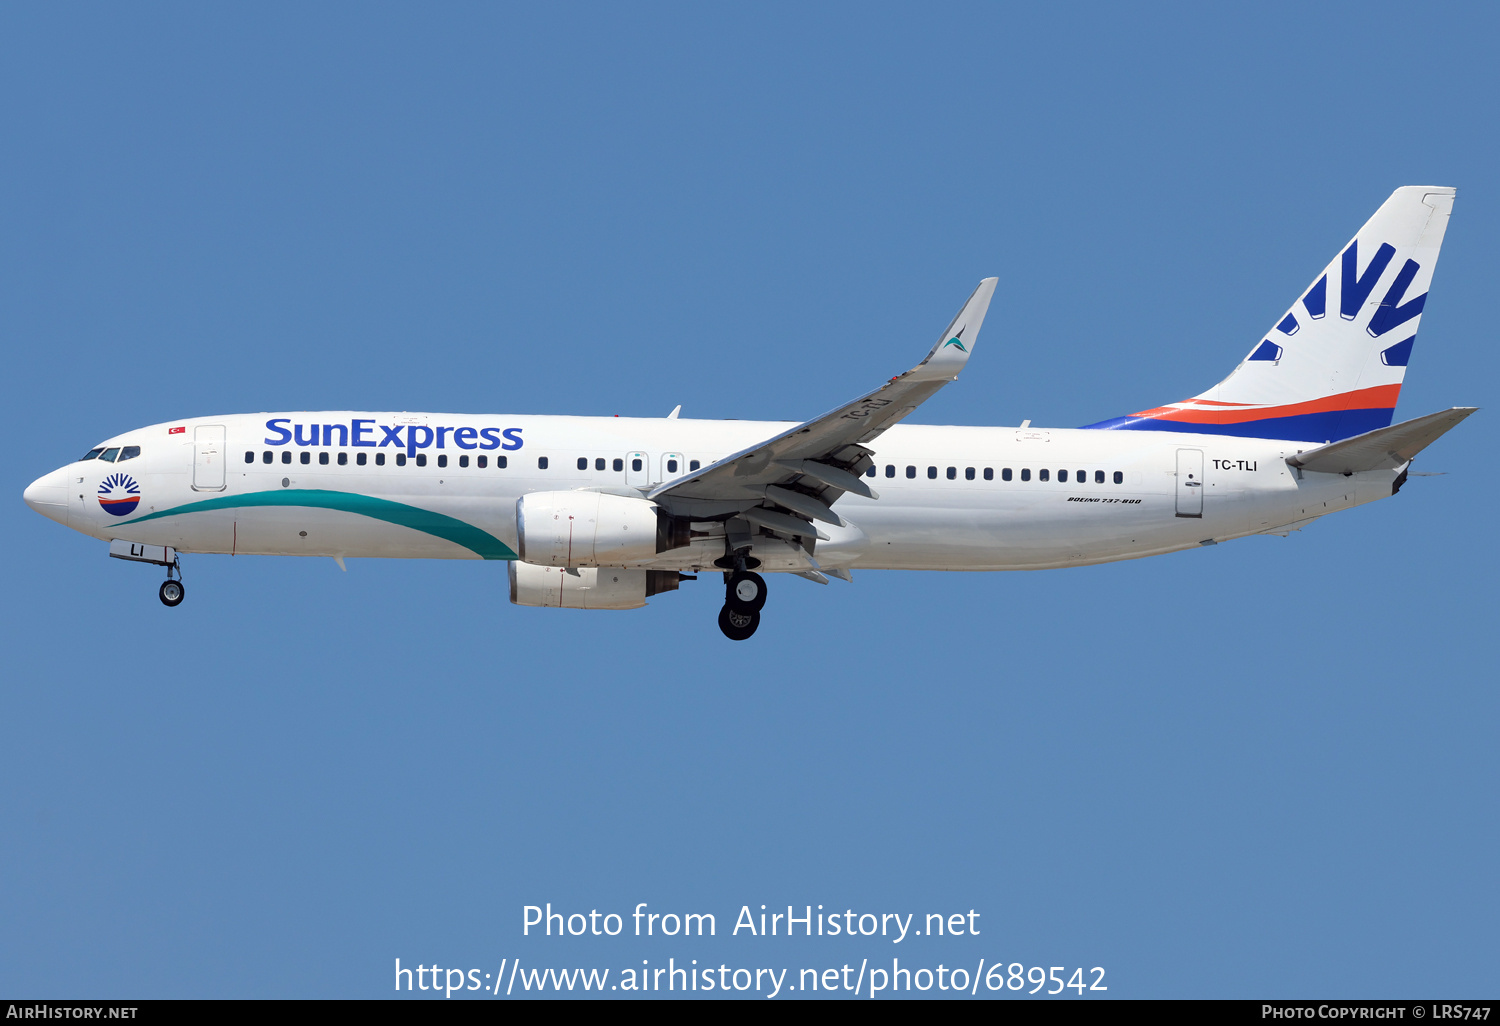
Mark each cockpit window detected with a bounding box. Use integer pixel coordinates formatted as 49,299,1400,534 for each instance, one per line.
98,448,121,462
118,446,141,461
81,448,105,461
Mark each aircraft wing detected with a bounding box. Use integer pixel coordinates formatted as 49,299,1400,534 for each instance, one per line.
648,278,998,524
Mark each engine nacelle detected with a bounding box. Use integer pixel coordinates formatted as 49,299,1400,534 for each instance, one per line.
516,490,662,567
508,562,685,610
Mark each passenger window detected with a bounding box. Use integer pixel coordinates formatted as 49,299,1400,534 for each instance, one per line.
300,452,311,465
319,452,329,465
357,453,368,466
866,466,876,478
1041,469,1051,481
245,451,255,464
476,455,486,468
119,446,140,461
263,451,273,464
436,454,446,468
1002,468,1012,481
1113,471,1124,484
539,456,549,470
596,458,606,471
498,455,508,468
81,448,104,461
99,448,120,462
577,457,588,470
417,454,428,467
1095,470,1104,484
1058,469,1068,482
282,451,292,464
631,458,642,472
1076,469,1085,482
983,467,993,481
906,466,916,479
375,453,385,466
459,455,469,468
667,459,678,474
613,458,624,472
965,467,975,480
927,466,937,479
689,460,701,472
886,465,895,478
396,454,407,466
946,467,956,480
1020,468,1030,481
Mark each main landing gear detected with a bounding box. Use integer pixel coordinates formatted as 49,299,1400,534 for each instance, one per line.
717,568,766,641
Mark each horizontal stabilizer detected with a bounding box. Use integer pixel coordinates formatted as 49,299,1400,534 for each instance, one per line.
1287,407,1476,474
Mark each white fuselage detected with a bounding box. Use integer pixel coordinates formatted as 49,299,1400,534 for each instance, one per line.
30,411,1397,573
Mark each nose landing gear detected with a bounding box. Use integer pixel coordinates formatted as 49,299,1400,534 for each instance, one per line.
158,556,185,607
107,540,187,607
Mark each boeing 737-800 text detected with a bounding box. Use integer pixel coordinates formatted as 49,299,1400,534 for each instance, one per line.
24,187,1475,639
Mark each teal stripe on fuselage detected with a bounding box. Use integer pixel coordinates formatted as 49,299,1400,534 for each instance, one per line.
126,489,517,560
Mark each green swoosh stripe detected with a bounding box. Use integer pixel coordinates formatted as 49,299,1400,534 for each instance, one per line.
126,489,517,560
943,338,968,352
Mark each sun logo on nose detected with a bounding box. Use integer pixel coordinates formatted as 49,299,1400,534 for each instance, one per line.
98,473,140,516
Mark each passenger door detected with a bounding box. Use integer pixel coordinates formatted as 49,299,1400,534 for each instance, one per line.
194,425,227,492
1175,448,1203,518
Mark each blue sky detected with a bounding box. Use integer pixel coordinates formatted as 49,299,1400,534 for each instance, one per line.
3,2,1496,999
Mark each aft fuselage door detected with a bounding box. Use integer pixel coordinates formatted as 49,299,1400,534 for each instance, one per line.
1175,448,1203,518
193,425,227,492
625,451,651,489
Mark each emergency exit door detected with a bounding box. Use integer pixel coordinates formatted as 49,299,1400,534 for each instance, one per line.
193,425,226,491
624,451,650,488
1175,448,1203,518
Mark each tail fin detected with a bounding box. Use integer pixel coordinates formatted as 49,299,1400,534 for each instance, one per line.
1084,186,1456,443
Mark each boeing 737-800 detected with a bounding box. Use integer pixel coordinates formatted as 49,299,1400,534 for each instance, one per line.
23,186,1475,639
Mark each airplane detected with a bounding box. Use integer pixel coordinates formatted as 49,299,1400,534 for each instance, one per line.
23,186,1475,640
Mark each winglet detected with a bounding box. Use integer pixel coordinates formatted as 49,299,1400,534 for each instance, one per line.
911,277,997,381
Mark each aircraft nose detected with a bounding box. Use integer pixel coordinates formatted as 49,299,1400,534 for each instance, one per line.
23,469,70,526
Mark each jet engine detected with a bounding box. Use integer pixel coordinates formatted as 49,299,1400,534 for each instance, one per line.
508,562,687,610
515,491,667,567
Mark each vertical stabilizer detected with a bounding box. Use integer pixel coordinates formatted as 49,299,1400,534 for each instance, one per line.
1085,187,1455,443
